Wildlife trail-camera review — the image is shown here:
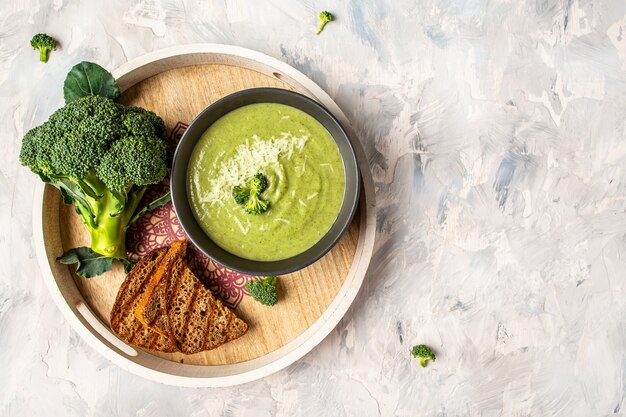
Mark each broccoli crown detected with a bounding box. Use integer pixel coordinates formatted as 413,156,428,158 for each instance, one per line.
245,276,278,306
319,11,333,22
20,95,169,194
30,33,57,62
30,33,57,49
232,185,250,205
411,344,436,368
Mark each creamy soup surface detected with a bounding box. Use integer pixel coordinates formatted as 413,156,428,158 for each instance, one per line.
187,103,345,261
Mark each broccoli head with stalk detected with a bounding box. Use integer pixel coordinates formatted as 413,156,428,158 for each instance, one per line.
30,33,57,62
316,11,334,35
20,95,170,260
411,344,436,368
245,276,279,306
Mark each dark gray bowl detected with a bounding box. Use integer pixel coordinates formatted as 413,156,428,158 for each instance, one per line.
170,88,360,276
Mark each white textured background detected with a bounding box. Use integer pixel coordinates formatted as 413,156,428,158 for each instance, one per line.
1,0,626,416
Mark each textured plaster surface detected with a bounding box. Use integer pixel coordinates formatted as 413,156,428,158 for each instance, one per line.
1,0,625,416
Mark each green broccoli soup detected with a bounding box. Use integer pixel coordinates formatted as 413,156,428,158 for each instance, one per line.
187,103,345,261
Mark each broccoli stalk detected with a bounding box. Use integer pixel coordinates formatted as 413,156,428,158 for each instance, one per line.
48,173,137,259
411,344,436,368
245,276,279,306
244,194,269,215
316,11,334,35
20,95,170,262
30,33,57,62
75,180,147,258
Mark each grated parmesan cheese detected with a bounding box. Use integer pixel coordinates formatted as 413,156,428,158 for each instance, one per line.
319,162,334,172
306,192,319,200
295,155,308,177
213,151,225,168
233,216,249,234
274,218,290,224
197,132,308,204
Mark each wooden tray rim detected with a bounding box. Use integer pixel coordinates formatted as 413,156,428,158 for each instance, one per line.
32,44,376,387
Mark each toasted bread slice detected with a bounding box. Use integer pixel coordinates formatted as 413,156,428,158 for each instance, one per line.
109,247,178,352
133,240,186,338
166,256,248,354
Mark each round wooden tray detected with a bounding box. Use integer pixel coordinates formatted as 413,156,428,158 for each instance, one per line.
33,44,376,387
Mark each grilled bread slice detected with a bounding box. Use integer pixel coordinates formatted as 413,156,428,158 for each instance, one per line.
133,240,187,338
166,256,249,354
109,247,178,352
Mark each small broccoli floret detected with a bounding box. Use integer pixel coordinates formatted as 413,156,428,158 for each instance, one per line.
245,276,278,306
30,33,57,62
232,172,270,214
20,95,170,260
232,185,250,205
411,344,436,368
244,194,269,215
316,11,334,35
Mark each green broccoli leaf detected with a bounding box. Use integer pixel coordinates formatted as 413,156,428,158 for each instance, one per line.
57,247,114,278
120,258,138,274
129,190,171,224
63,61,120,104
58,187,74,205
